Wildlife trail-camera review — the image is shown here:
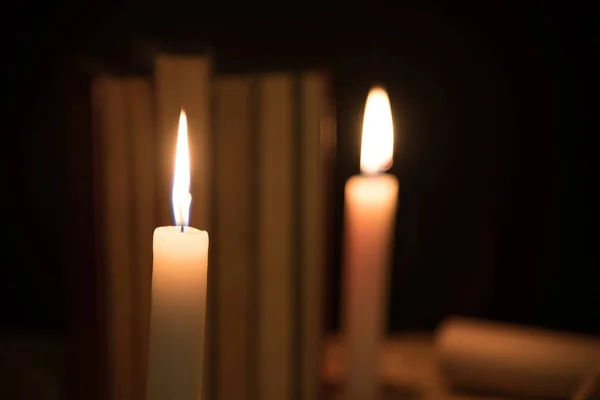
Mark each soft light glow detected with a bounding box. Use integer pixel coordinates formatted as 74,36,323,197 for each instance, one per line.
360,86,394,174
172,109,191,227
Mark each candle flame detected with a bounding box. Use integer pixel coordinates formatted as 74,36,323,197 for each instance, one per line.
172,109,191,227
360,86,394,174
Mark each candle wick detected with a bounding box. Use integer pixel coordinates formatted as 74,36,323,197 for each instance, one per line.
180,225,184,233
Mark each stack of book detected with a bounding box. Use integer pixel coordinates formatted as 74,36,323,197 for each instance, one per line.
61,46,336,400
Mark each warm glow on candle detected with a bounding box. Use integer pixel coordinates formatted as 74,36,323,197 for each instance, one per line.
172,109,191,227
344,85,398,400
360,87,394,174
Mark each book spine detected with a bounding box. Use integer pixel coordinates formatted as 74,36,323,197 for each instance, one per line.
94,75,135,400
214,75,254,400
299,71,334,400
122,77,156,400
256,74,295,400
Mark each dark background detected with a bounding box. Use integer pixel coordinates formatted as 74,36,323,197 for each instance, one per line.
1,3,597,335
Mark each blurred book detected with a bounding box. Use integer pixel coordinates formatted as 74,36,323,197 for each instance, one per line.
86,49,214,400
214,74,254,400
63,46,335,400
255,72,296,400
91,69,158,400
93,74,136,400
59,59,155,400
213,70,335,400
121,76,156,400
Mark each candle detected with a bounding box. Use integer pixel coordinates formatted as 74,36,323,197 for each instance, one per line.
342,87,398,400
146,110,209,400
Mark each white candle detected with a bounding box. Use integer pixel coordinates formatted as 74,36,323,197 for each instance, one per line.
343,87,398,400
146,111,209,400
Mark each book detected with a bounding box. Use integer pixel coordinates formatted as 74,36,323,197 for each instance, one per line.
299,71,335,400
121,77,156,400
63,57,156,400
63,48,334,400
214,75,254,400
256,72,296,400
92,72,157,400
93,74,135,400
212,69,335,400
83,48,216,400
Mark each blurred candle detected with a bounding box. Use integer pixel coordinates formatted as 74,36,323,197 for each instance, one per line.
146,110,209,400
342,87,398,400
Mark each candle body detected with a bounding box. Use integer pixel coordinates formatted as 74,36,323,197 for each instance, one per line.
146,226,209,400
343,173,398,400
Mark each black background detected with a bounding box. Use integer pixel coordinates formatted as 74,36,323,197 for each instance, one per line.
1,2,597,334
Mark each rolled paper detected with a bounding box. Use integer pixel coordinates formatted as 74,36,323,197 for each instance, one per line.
435,316,600,399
